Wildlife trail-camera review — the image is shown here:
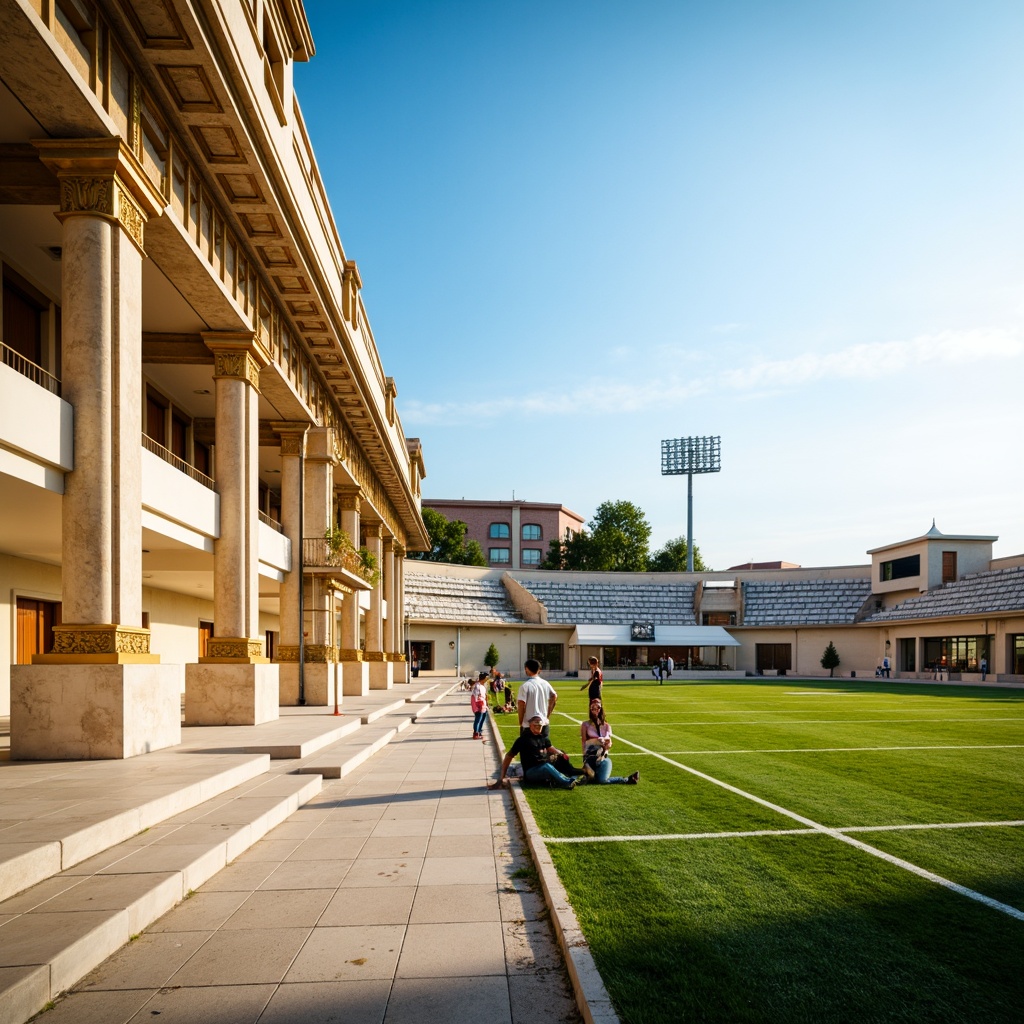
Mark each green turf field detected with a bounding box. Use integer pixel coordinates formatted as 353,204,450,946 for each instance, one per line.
493,678,1024,1024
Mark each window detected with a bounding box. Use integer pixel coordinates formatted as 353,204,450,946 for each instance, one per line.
3,267,45,365
521,548,542,565
1014,635,1024,675
145,389,168,446
489,523,510,539
411,641,433,671
898,637,916,672
703,612,736,626
527,643,563,671
16,597,61,663
489,548,510,564
756,643,791,673
198,620,214,659
942,551,957,584
880,554,920,582
922,635,992,673
522,524,542,541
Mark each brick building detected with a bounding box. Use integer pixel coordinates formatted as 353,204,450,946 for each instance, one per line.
423,499,585,569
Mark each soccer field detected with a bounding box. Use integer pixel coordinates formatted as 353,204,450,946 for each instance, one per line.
494,678,1024,1024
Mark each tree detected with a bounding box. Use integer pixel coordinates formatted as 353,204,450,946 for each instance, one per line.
821,641,840,678
541,528,594,570
411,507,487,566
588,500,652,571
484,643,500,669
543,500,652,572
649,536,709,572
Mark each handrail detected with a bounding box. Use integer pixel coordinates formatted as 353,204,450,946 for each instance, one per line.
1,343,60,396
141,433,215,489
259,510,284,533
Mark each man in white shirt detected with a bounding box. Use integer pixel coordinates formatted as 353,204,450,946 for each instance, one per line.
517,659,557,730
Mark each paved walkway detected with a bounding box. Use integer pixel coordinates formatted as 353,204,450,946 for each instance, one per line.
35,691,583,1024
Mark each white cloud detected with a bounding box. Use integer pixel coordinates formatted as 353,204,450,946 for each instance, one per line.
399,327,1023,425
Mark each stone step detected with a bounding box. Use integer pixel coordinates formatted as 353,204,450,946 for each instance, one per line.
296,711,422,779
0,770,323,1024
0,751,271,904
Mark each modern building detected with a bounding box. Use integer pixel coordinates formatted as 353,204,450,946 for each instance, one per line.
0,0,429,757
422,498,585,569
404,523,1024,683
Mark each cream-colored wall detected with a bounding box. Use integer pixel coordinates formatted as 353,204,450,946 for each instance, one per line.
409,623,574,678
731,626,881,677
0,558,281,713
1,553,63,715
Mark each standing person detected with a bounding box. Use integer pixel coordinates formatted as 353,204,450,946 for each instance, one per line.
517,659,557,731
411,656,420,679
489,715,578,790
657,654,667,684
980,656,988,681
579,656,603,702
882,654,891,678
580,698,639,785
470,671,488,739
666,654,675,679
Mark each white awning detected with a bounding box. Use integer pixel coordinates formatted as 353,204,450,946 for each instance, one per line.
569,624,741,647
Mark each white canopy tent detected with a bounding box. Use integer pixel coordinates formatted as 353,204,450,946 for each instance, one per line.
569,624,741,647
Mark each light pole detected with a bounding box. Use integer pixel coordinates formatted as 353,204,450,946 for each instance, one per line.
660,436,721,571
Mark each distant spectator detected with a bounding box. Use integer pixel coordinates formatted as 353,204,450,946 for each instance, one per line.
470,672,488,739
580,656,603,702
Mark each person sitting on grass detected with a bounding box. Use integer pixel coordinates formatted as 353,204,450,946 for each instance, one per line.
580,698,639,785
489,715,580,790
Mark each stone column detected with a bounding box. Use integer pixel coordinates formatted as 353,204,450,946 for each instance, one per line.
364,523,391,690
382,536,396,660
272,423,307,705
393,543,409,682
337,487,368,695
184,332,278,725
11,139,181,760
294,426,337,705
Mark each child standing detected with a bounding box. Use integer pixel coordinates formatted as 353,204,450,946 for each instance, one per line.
470,671,488,739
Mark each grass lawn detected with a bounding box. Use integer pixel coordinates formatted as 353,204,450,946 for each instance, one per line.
493,679,1024,1023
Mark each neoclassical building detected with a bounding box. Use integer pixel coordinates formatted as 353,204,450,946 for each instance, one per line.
405,524,1024,683
0,0,428,757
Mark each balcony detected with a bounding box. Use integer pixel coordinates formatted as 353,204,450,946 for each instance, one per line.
2,342,60,396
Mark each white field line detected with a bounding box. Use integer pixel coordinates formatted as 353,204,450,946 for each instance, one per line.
785,692,865,695
594,717,1021,726
545,820,1024,844
625,744,1024,756
556,713,1024,922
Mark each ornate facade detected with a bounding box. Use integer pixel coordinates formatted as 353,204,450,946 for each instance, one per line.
0,0,429,756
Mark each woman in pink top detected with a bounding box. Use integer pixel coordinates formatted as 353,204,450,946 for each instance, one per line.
580,698,639,784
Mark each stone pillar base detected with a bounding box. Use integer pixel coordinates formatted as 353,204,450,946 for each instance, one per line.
341,660,369,697
185,663,280,726
11,663,183,760
369,660,393,690
278,663,339,707
392,659,409,684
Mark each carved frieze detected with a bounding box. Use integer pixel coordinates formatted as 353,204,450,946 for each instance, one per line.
52,624,151,655
206,637,264,660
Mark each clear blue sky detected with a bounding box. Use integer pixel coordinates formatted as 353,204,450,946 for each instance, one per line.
296,0,1024,569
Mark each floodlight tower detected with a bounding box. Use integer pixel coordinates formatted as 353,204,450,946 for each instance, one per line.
660,436,721,571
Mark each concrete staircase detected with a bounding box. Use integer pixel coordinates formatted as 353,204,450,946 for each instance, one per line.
0,683,449,1024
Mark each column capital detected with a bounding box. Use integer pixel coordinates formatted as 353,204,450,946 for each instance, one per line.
362,521,383,540
393,542,407,557
204,332,271,390
272,421,310,457
34,137,164,253
336,487,363,513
